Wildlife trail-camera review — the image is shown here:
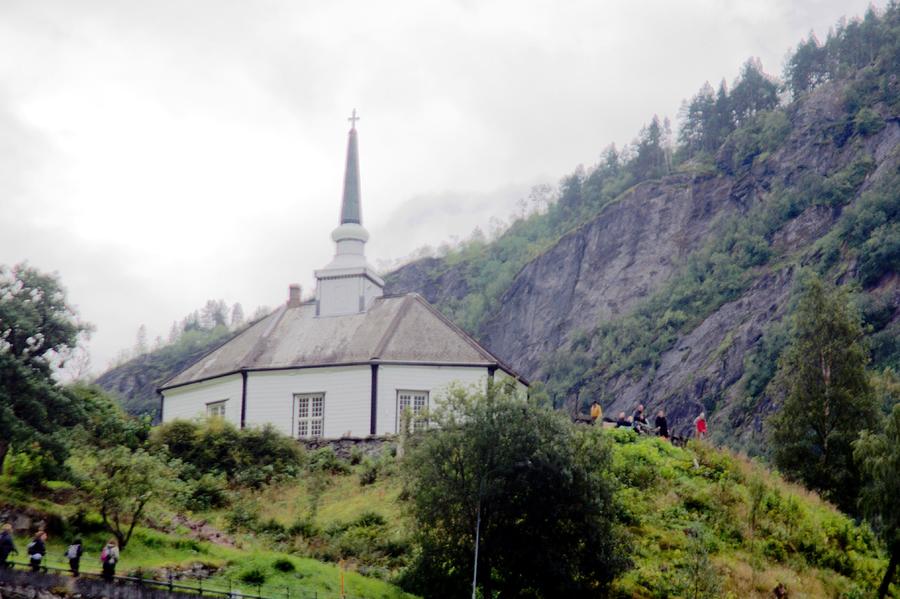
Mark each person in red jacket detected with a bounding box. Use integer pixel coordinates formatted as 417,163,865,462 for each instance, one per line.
694,412,708,439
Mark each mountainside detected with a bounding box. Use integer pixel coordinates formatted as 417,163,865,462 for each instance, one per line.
385,22,900,450
100,8,900,445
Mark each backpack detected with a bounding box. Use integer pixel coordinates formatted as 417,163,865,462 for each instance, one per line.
67,544,80,559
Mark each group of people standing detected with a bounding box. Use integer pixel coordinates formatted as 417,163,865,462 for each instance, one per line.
589,401,709,440
0,525,120,582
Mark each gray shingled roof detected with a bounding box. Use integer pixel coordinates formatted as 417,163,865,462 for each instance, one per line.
160,294,521,390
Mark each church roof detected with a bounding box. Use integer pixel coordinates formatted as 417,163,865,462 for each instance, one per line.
160,293,524,390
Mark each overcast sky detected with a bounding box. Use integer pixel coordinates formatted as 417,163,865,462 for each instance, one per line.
0,0,875,375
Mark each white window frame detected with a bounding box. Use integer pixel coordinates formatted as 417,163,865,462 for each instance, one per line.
206,400,227,419
294,393,325,439
396,390,430,433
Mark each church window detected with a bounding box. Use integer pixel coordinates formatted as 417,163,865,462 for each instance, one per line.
295,393,325,438
206,400,227,418
397,390,429,433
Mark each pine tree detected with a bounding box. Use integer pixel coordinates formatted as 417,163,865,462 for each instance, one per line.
230,303,245,330
135,324,148,355
854,405,900,598
730,58,779,125
769,274,879,512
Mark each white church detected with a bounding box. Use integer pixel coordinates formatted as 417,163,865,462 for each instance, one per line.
159,115,526,439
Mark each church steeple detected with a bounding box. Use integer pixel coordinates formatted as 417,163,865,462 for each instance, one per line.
340,110,361,225
313,111,385,317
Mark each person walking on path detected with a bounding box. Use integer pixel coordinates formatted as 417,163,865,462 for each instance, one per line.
100,539,119,582
66,539,84,577
0,524,17,568
694,412,708,440
590,401,602,425
655,410,669,439
27,531,46,573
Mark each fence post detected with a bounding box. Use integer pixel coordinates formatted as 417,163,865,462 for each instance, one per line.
199,578,204,596
168,572,174,592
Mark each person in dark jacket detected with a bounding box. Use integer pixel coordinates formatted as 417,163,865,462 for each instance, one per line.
615,411,630,427
100,538,119,582
66,539,84,577
0,524,17,568
27,532,46,573
655,410,669,439
633,404,648,426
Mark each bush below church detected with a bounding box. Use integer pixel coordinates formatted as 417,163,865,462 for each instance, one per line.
150,419,305,488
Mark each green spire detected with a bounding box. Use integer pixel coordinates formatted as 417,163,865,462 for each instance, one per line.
340,111,361,225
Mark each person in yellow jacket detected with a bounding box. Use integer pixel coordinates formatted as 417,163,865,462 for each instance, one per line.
590,401,602,424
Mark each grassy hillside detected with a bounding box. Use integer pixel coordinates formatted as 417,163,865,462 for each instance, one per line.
0,475,412,599
3,428,893,597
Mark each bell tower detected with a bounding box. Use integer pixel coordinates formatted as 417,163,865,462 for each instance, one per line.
314,110,385,317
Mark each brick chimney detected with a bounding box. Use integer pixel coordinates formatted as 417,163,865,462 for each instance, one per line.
287,284,302,308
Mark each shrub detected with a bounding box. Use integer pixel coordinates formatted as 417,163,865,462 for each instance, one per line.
853,107,884,136
763,538,788,562
225,502,259,533
352,511,387,528
272,558,295,572
151,420,304,488
359,459,379,486
239,567,267,586
182,473,229,511
308,448,350,474
287,518,319,539
348,447,364,465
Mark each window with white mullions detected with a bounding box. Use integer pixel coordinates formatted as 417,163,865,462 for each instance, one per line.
206,400,227,418
397,390,429,433
294,393,325,438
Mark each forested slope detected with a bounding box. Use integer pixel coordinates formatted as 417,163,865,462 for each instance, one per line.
385,6,900,449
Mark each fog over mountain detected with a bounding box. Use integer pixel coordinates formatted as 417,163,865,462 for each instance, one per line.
0,0,872,373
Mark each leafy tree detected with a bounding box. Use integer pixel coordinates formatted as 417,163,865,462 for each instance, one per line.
400,382,630,597
854,405,900,598
81,446,181,548
67,384,151,451
0,263,90,471
769,274,879,512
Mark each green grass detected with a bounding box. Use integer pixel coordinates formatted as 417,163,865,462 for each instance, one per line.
0,474,414,599
3,434,893,598
605,430,889,598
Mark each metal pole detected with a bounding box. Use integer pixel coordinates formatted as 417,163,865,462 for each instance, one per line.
471,488,482,599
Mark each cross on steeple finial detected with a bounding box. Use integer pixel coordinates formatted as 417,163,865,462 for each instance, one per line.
347,108,360,129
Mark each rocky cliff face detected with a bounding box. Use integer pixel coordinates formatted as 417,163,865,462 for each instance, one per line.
387,76,900,444
477,174,739,378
